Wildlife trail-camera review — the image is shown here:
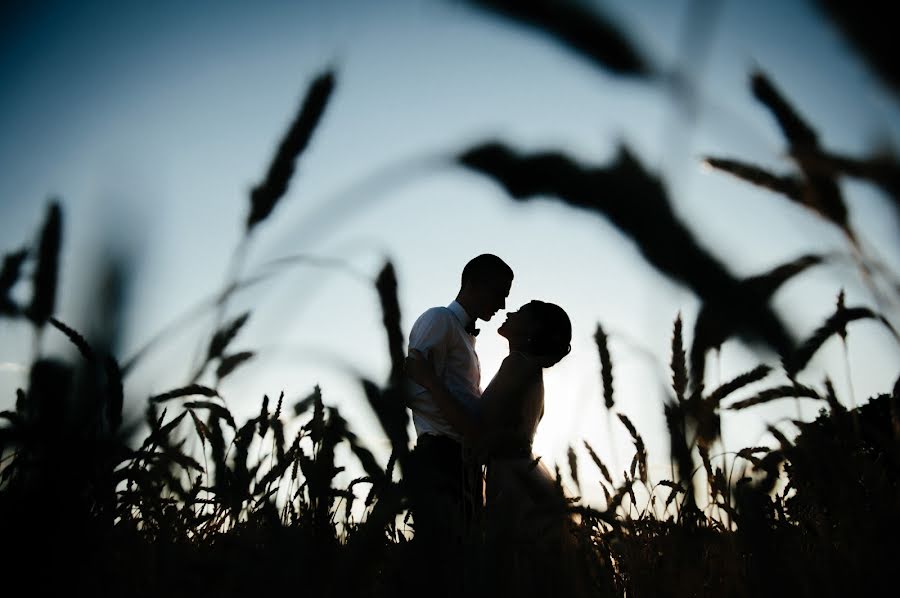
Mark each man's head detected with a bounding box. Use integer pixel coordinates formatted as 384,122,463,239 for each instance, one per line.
456,254,513,322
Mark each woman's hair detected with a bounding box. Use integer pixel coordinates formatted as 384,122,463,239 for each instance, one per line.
525,300,572,367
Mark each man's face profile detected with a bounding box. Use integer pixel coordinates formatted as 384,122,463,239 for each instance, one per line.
474,277,511,321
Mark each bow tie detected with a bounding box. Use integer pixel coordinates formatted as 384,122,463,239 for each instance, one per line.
465,321,480,337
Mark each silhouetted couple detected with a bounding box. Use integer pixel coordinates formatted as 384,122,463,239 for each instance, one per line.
404,254,589,597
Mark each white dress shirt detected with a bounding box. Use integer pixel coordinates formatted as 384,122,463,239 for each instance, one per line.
407,300,481,442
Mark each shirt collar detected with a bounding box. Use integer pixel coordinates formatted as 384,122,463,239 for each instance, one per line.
447,300,474,329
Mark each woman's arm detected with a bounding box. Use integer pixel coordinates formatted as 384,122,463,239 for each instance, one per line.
405,350,539,448
405,349,483,442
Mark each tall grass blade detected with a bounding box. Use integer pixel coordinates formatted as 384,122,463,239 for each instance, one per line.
258,393,270,438
705,364,772,407
310,383,325,445
703,157,803,201
463,0,652,76
294,385,322,417
821,377,846,414
187,408,208,446
813,1,900,98
271,395,286,463
767,424,792,449
594,323,615,409
583,439,613,486
783,301,898,378
787,147,900,213
751,70,819,148
567,445,581,493
26,201,62,328
247,70,335,232
48,317,95,362
751,70,852,240
735,446,768,466
207,312,250,363
617,413,647,482
690,254,822,389
671,314,688,403
0,248,28,316
215,351,255,381
360,379,410,473
664,401,694,501
660,479,684,509
183,400,236,430
147,409,188,446
150,385,220,404
725,384,822,410
375,261,405,388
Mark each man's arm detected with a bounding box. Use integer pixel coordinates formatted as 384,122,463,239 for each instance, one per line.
406,348,482,441
405,308,451,406
408,308,451,365
406,351,537,451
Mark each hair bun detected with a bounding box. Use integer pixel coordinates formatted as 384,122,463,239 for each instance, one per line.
527,301,572,367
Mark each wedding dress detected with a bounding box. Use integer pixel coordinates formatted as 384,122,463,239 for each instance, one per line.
477,352,591,597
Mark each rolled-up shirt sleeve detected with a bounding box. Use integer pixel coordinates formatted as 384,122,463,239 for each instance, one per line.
408,307,451,396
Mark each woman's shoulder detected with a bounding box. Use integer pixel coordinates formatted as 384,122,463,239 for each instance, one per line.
485,352,541,396
507,349,559,370
502,351,544,375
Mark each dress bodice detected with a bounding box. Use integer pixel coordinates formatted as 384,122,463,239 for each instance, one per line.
480,351,544,457
479,353,591,597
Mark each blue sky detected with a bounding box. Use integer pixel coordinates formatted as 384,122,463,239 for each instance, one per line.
2,0,899,504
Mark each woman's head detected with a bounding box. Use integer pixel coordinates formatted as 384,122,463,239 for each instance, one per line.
498,300,572,367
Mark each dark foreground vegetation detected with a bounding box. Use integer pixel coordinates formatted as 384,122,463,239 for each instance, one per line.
1,262,897,597
2,2,900,596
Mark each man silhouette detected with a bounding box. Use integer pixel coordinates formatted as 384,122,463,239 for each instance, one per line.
405,254,513,588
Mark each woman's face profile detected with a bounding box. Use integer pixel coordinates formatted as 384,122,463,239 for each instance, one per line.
498,302,539,340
